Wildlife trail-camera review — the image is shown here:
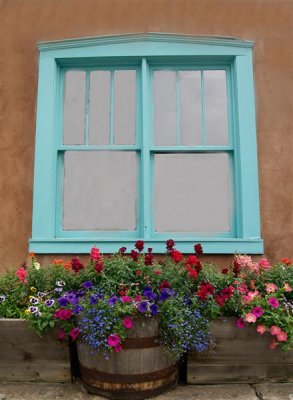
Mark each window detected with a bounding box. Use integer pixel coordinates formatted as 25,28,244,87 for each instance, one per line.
30,33,263,254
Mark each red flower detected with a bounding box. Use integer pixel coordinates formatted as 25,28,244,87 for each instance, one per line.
69,328,80,341
144,253,153,266
221,286,234,298
197,282,215,300
166,239,175,251
135,240,144,252
136,270,142,275
90,247,102,261
58,330,66,341
221,268,229,275
216,295,226,307
54,309,73,321
233,258,241,277
170,250,183,263
188,268,198,280
71,257,84,273
159,280,170,291
95,261,103,273
194,243,203,256
282,258,292,266
186,255,202,272
16,267,28,283
130,250,139,261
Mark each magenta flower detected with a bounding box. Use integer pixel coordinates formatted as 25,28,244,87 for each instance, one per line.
107,334,121,347
236,317,245,329
269,297,279,308
121,296,131,303
90,246,101,261
69,328,80,341
122,317,133,329
114,344,122,352
252,306,264,318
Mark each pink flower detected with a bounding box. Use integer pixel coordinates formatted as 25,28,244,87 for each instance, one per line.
69,328,80,341
107,334,121,347
16,267,28,283
122,317,133,329
134,295,141,302
277,331,288,342
114,344,122,352
237,284,248,294
244,290,259,303
256,325,266,335
121,296,131,303
244,313,257,323
265,283,278,293
284,283,292,292
90,247,102,261
58,329,66,341
54,309,73,321
270,326,282,336
236,318,245,329
252,306,264,318
269,339,276,350
269,297,279,308
258,258,271,270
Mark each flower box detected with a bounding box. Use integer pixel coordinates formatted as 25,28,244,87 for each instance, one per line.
0,318,71,382
188,317,293,384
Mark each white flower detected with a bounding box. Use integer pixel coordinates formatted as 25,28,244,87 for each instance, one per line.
0,295,6,303
34,262,41,270
56,280,65,287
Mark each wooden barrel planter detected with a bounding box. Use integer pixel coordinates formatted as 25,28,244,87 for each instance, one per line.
77,317,179,399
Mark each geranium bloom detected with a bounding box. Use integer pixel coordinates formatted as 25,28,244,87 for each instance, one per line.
135,240,144,252
252,306,264,318
90,247,102,261
170,250,184,263
107,334,120,347
265,283,278,293
166,239,175,251
269,297,279,308
194,243,203,256
16,267,27,283
121,296,131,303
277,331,288,342
122,317,133,329
54,309,73,320
244,313,257,323
69,328,80,341
258,258,271,270
284,283,292,292
256,325,266,334
236,318,245,329
71,257,84,273
270,326,282,336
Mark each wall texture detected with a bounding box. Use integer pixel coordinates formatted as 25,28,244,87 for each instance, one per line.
0,0,292,271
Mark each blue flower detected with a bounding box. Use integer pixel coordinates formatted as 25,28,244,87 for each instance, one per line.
138,301,148,313
82,281,93,290
45,299,55,307
58,297,69,306
73,305,84,314
142,287,157,300
108,296,119,306
150,303,158,315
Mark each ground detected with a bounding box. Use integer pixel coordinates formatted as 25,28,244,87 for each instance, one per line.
0,383,292,400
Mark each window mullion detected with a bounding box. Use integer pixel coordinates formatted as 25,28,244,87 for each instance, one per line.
141,58,151,239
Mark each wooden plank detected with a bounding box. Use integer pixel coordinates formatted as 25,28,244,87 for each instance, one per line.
0,319,71,382
188,363,293,384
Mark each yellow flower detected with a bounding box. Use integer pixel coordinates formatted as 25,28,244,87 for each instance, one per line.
30,287,37,292
24,309,30,315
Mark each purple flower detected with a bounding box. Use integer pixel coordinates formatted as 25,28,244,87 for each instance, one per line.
269,297,279,308
82,281,93,290
138,301,148,313
89,294,99,305
45,299,55,307
142,287,156,300
65,292,78,305
108,296,119,306
252,306,264,318
73,305,84,314
159,289,170,301
54,287,63,293
58,297,69,307
30,297,39,305
28,306,38,314
150,303,158,315
37,292,45,298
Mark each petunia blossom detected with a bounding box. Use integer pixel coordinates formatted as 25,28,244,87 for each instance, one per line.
270,326,282,336
236,318,245,329
265,283,278,293
256,325,266,334
252,306,264,318
244,313,257,323
276,331,288,342
268,297,279,308
107,334,120,347
122,317,133,329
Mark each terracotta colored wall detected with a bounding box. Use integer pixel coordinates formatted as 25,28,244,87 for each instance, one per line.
0,0,292,272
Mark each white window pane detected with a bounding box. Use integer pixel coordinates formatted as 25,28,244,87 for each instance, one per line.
63,151,137,231
89,71,110,145
154,153,231,232
114,70,136,145
179,71,202,145
63,71,86,145
204,70,228,145
154,71,177,146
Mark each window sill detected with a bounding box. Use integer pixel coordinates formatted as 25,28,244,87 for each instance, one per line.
29,238,263,254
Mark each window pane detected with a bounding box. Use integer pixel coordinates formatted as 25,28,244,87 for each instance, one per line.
63,151,137,230
114,70,136,145
154,70,177,145
204,70,228,145
89,71,111,145
154,153,231,232
179,71,202,145
63,71,86,145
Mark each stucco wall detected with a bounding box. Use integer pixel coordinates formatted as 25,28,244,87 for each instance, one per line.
0,0,292,272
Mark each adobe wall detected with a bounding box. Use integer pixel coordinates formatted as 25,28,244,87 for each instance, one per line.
0,0,292,272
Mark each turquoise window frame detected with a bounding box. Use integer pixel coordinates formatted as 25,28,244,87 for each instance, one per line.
30,33,263,254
